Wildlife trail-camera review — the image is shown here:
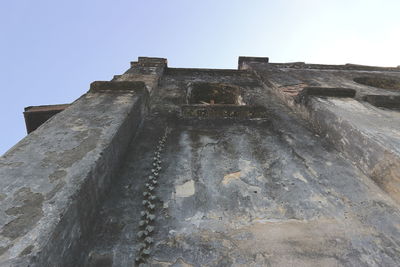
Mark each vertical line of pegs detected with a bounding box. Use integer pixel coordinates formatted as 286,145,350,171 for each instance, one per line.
135,127,170,265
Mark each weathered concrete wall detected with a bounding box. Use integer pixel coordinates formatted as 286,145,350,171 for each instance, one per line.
0,82,148,266
244,59,400,204
308,98,400,202
81,67,400,266
2,56,400,266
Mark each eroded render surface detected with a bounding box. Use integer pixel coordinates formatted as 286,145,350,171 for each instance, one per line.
82,65,400,266
1,57,400,266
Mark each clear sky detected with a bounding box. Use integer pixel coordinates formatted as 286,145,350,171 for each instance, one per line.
1,0,399,155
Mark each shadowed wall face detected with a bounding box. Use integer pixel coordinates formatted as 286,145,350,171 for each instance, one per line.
187,83,242,105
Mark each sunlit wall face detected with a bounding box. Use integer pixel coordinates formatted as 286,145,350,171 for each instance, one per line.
1,0,399,154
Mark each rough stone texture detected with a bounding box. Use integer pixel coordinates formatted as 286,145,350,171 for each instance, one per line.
89,81,147,93
113,57,167,95
181,105,268,119
82,61,400,266
0,86,149,266
1,56,400,266
245,61,400,204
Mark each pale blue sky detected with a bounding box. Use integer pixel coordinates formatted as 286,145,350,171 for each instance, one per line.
1,0,399,154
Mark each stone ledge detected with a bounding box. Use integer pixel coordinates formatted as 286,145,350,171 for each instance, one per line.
165,68,250,76
181,105,268,119
23,104,70,134
308,98,400,203
89,81,146,93
131,57,168,68
296,87,356,104
248,62,400,204
271,62,400,72
238,56,269,70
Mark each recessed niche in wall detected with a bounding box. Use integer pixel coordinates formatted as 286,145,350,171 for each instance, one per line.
353,76,400,90
186,82,245,105
182,82,267,119
363,95,400,110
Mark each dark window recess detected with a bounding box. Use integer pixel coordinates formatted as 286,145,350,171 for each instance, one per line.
354,76,400,90
183,82,267,119
363,95,400,110
295,87,356,104
187,83,245,105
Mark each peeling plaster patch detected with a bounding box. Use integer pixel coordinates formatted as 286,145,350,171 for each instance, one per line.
42,128,101,169
0,193,6,201
326,161,333,166
222,171,241,185
293,172,308,183
221,170,262,197
175,180,195,198
1,188,44,240
158,218,348,266
228,218,347,258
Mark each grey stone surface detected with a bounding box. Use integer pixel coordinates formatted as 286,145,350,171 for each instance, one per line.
1,56,400,266
247,61,400,204
0,86,148,266
81,63,400,266
114,57,167,95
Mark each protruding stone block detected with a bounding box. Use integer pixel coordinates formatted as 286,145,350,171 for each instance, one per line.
89,81,146,93
238,56,269,70
181,104,268,119
23,104,70,134
130,57,168,68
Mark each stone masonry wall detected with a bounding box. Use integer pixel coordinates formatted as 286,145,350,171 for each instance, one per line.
0,82,149,266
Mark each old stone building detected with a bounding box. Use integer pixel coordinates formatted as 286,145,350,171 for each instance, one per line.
1,56,400,266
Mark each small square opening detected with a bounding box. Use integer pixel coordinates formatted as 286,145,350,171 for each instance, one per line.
187,82,245,105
